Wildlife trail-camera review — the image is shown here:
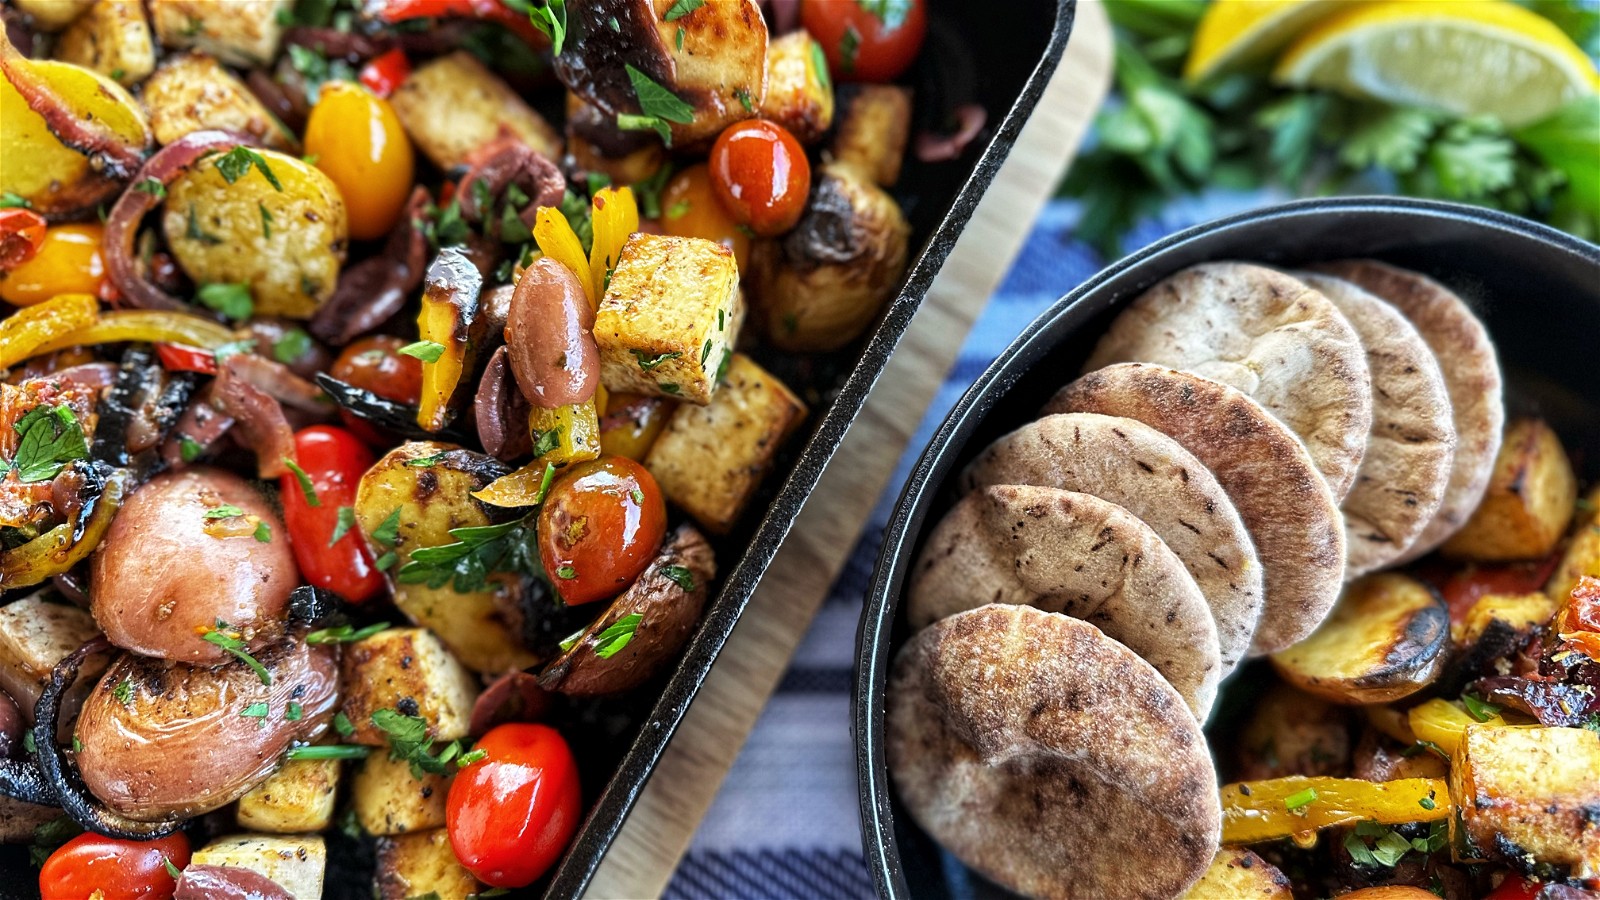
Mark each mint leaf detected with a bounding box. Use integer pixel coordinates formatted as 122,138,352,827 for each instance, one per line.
10,405,88,483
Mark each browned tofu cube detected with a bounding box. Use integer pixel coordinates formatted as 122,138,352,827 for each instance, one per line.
1450,725,1600,880
352,753,451,837
1443,418,1577,562
339,628,478,746
376,828,482,899
390,52,562,170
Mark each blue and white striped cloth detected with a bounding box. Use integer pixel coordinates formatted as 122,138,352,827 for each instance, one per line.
663,187,1291,900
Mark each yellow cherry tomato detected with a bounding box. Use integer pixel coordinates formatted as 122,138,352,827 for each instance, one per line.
659,163,750,273
0,224,105,307
303,82,414,240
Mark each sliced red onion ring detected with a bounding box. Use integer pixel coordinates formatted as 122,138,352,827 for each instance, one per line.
309,187,429,346
914,104,988,163
469,670,552,736
457,140,566,239
211,356,295,479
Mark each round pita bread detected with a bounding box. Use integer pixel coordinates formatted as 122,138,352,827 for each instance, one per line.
1294,272,1457,577
1310,260,1503,562
959,412,1263,674
887,604,1220,900
1084,262,1373,500
1047,363,1346,655
909,484,1222,718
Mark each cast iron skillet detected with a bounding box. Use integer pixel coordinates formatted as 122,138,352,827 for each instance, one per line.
852,198,1600,899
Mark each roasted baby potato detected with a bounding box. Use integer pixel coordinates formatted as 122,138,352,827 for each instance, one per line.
1235,682,1352,781
645,353,806,533
53,0,155,87
761,31,834,145
1443,418,1577,562
376,828,482,899
1547,484,1600,601
148,0,288,67
190,834,326,899
540,523,715,696
1451,725,1600,881
162,147,347,319
352,752,451,836
830,84,914,187
354,442,538,674
140,52,297,150
12,0,96,31
235,758,341,833
339,627,479,746
1179,847,1293,900
596,234,743,405
1271,573,1449,705
1454,591,1558,646
752,162,911,352
0,591,103,722
390,51,561,170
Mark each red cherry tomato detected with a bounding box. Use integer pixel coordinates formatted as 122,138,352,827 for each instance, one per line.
358,48,412,98
800,0,927,82
330,335,424,445
0,207,48,272
538,456,666,606
154,343,218,375
447,722,581,888
280,425,383,603
1430,551,1562,626
1485,875,1543,900
708,119,811,237
39,832,191,900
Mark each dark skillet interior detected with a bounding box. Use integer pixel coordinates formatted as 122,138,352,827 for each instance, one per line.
852,198,1600,899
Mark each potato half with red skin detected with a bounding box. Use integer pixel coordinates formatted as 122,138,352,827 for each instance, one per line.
76,637,338,821
1271,573,1449,705
91,468,297,664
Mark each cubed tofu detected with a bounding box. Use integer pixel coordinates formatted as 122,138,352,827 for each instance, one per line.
149,0,288,67
141,52,296,150
645,353,806,533
339,628,478,746
1454,591,1559,646
1178,847,1293,899
11,0,95,31
829,85,913,187
596,234,743,405
390,52,561,171
1451,725,1600,880
0,800,68,843
352,752,450,836
0,592,103,720
1548,485,1600,601
760,31,833,144
54,0,156,87
191,834,326,899
236,759,341,833
1443,418,1577,562
376,828,481,899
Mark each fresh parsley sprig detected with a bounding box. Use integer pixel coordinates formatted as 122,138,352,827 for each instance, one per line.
4,405,88,484
395,518,538,593
369,708,484,780
200,621,272,686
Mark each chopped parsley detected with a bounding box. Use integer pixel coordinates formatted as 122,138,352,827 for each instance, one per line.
1283,787,1317,812
676,25,684,49
333,711,355,738
857,0,913,28
523,0,567,55
624,63,694,147
701,339,713,366
594,613,643,659
1419,795,1437,810
272,327,311,364
0,192,31,208
660,382,681,396
201,621,272,685
306,621,389,644
258,203,273,238
457,748,488,767
556,565,576,579
531,427,562,459
283,458,320,507
660,564,695,592
735,87,754,112
1345,820,1447,868
285,702,303,721
667,199,691,219
329,506,356,546
405,452,447,468
371,507,403,547
558,627,584,653
8,405,88,483
839,23,861,74
1461,693,1502,722
179,436,204,463
375,550,397,571
254,521,272,543
213,338,256,361
112,678,133,705
203,504,246,520
399,340,446,363
214,146,283,191
663,0,703,21
163,856,181,879
809,38,831,91
370,708,475,780
134,178,166,198
197,282,254,321
239,702,270,719
618,112,672,145
630,487,645,505
397,518,539,593
185,205,223,245
631,349,681,371
287,744,370,761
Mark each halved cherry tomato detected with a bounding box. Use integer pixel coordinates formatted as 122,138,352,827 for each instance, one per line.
280,425,383,603
369,0,546,49
39,832,191,900
0,223,106,306
0,207,48,271
304,82,415,240
155,343,218,375
708,120,811,237
801,0,927,82
660,164,750,271
331,335,424,445
1484,875,1543,900
447,722,581,889
1429,551,1563,625
358,48,412,98
538,456,666,606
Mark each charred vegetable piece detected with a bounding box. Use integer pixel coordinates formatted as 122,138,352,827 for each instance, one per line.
1235,682,1352,781
565,93,665,187
830,84,914,188
1443,418,1577,562
141,52,297,150
389,51,561,171
0,590,104,721
1454,591,1557,646
1271,573,1449,705
760,31,835,145
1219,776,1449,844
0,464,124,591
338,627,478,746
1178,847,1292,900
1451,725,1600,880
235,758,341,834
53,1,155,88
316,374,464,444
414,248,484,433
1547,485,1600,602
353,751,451,836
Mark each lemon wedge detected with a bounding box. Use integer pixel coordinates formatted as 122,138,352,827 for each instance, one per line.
1274,0,1599,127
1184,0,1345,83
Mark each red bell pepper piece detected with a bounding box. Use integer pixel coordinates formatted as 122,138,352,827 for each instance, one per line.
155,343,218,375
366,0,547,50
0,208,48,272
358,47,412,98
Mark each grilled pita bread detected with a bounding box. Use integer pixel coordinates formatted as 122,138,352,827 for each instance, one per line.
1085,262,1373,500
1294,272,1457,577
909,484,1222,718
959,412,1262,674
1311,260,1503,562
1047,363,1346,655
887,604,1220,900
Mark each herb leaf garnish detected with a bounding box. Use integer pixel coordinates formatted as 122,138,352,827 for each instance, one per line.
9,405,88,483
202,621,272,685
396,518,538,594
214,146,283,191
594,613,643,659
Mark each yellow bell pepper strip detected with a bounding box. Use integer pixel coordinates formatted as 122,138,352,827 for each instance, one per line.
533,205,593,308
0,467,128,589
0,292,99,368
588,186,639,303
1408,698,1509,756
413,248,484,433
527,399,601,469
28,309,236,357
1220,776,1450,845
473,460,558,508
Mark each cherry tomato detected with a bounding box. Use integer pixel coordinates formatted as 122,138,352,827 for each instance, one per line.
280,425,383,603
538,456,665,606
1484,875,1543,900
708,120,811,237
155,343,218,375
0,223,105,306
304,82,415,240
801,0,927,82
0,207,48,271
331,335,424,444
447,722,581,888
660,164,750,271
1430,552,1562,626
39,832,191,900
358,48,412,98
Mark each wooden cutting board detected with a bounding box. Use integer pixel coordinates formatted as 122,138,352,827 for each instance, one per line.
586,5,1114,896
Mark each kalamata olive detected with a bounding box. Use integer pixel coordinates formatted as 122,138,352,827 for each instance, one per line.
0,688,22,757
75,638,338,821
91,468,297,664
504,257,599,409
